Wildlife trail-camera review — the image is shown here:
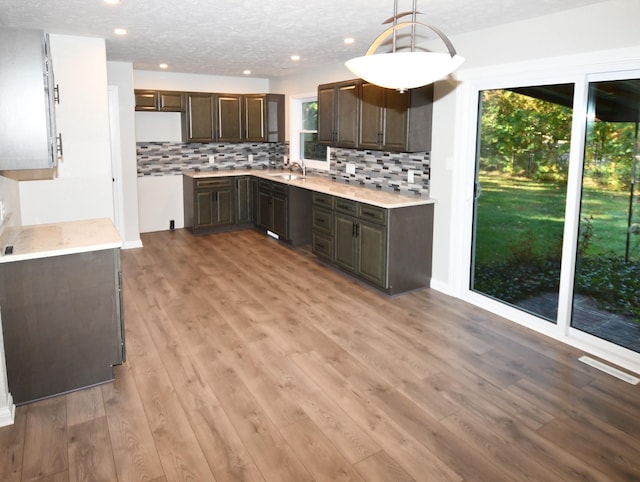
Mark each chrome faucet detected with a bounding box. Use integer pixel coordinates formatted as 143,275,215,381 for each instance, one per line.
289,160,306,176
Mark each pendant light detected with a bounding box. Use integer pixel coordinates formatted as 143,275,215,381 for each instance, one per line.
345,0,464,92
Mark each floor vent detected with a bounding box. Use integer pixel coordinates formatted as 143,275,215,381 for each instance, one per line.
579,356,639,385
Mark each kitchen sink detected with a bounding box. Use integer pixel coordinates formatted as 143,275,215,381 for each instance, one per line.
269,173,305,181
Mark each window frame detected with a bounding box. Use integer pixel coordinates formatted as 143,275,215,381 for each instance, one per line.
289,94,330,171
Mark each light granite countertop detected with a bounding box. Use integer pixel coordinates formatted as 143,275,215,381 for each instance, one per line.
0,218,122,264
183,169,435,209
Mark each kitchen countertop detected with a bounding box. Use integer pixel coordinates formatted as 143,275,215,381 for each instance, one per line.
0,218,122,264
183,169,435,209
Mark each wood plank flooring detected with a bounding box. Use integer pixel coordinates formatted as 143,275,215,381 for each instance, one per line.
1,227,640,481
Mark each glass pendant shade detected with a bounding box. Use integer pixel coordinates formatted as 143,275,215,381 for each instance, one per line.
345,51,465,91
345,1,464,91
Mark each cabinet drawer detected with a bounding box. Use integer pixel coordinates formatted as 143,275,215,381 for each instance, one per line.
270,181,289,196
359,203,387,224
334,198,357,215
312,206,334,235
196,177,232,189
312,232,333,261
313,192,334,209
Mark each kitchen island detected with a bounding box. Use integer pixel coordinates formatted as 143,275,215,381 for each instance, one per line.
0,218,125,405
184,170,435,295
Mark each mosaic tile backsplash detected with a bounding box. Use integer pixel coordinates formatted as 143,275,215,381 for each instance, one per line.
137,142,430,197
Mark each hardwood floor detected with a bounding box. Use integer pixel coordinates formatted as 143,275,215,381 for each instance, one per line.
1,227,639,481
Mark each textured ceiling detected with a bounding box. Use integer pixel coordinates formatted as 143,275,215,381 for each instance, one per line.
0,0,606,78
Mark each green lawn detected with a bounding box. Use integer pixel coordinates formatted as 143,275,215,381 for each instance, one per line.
474,172,633,265
473,172,640,319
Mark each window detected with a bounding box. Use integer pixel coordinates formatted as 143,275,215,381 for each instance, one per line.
290,95,329,171
300,99,326,162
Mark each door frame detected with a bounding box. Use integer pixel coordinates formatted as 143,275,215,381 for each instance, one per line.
451,55,640,375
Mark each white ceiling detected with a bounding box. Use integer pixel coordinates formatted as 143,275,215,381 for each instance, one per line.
0,0,606,78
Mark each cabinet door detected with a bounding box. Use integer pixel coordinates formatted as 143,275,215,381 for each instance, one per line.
335,82,359,148
250,178,259,224
236,177,252,224
358,220,387,287
257,189,272,230
317,84,335,144
159,91,185,112
245,95,265,142
195,190,215,228
266,94,284,143
334,213,358,272
359,83,384,150
381,89,410,152
185,93,215,142
215,188,234,226
272,194,288,238
135,90,158,111
218,94,242,142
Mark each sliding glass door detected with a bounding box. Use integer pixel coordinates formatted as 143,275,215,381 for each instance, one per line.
470,76,640,355
572,79,640,352
470,84,574,322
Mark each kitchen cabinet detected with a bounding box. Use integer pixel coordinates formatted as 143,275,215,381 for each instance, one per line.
134,90,158,111
218,94,243,142
256,179,312,245
183,176,235,234
159,91,185,112
334,200,387,287
0,28,60,170
134,90,185,112
245,94,285,143
311,192,335,261
313,194,434,295
183,93,216,142
257,179,288,238
235,176,252,224
318,80,359,148
0,248,125,405
359,83,433,152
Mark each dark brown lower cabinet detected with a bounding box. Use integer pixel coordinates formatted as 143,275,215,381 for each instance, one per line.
0,248,125,405
183,176,235,234
257,180,312,245
315,195,433,295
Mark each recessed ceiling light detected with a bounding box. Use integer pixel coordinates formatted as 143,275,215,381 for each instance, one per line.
243,70,251,75
104,0,120,4
113,28,127,36
344,37,355,45
291,55,300,61
159,63,168,69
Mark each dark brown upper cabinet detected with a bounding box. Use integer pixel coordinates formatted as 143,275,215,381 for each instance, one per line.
245,94,285,143
135,90,185,112
134,90,158,111
183,93,216,143
158,91,185,112
359,83,433,153
217,94,243,142
318,80,360,148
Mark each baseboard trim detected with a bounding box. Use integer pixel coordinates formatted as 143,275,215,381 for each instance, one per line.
0,393,15,427
123,239,143,250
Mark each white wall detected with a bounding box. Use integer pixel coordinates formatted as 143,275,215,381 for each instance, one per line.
0,175,21,230
2,36,120,231
134,70,270,93
19,35,114,226
272,0,640,293
107,61,143,249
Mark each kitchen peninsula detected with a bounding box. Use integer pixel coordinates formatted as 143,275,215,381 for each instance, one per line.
184,170,435,295
0,218,125,405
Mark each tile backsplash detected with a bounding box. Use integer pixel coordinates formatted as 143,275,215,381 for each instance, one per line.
137,142,430,197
